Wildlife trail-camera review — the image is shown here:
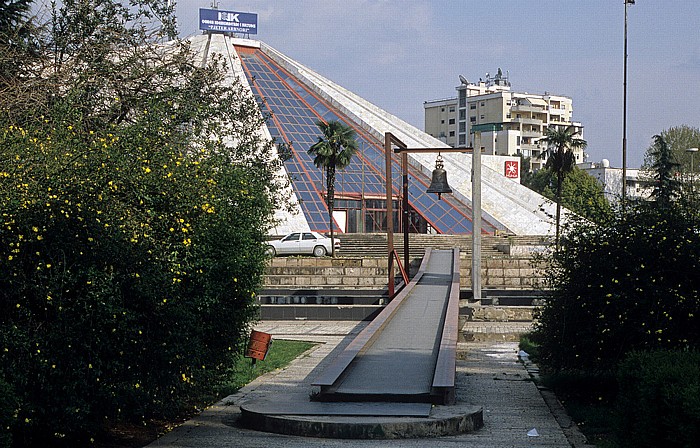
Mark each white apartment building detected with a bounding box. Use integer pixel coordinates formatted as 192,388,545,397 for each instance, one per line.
578,159,653,203
425,70,585,170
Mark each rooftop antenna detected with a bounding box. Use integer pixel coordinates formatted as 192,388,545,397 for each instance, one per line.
211,0,219,8
459,74,469,85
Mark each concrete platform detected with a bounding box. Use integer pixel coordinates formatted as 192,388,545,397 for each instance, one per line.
240,402,484,439
240,400,482,439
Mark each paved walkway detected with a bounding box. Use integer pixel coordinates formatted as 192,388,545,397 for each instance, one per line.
147,321,580,448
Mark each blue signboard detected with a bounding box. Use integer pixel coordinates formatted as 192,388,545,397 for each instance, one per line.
199,8,257,34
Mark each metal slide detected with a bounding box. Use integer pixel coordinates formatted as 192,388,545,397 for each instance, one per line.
313,248,459,404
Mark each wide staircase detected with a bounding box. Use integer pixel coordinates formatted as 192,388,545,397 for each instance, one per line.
262,233,553,342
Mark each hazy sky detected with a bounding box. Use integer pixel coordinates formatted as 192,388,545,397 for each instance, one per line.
176,1,700,168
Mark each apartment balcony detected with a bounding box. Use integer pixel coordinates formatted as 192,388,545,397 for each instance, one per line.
512,104,546,113
511,117,542,125
521,143,544,158
522,129,542,138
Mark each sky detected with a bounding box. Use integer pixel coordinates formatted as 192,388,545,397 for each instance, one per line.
175,0,700,168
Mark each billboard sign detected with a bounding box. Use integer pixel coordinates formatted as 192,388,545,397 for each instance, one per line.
505,160,519,178
199,8,258,34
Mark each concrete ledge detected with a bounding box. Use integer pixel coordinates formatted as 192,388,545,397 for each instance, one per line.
461,321,534,342
239,401,483,439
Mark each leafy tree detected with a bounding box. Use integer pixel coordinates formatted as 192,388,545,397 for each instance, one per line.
525,167,610,223
540,125,587,248
0,0,38,91
308,120,357,256
648,134,681,207
0,1,283,445
642,125,700,175
0,0,33,43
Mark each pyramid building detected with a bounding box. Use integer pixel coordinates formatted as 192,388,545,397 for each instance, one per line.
189,34,561,236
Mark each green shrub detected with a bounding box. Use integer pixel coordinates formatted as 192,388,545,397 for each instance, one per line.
616,350,700,448
0,377,16,448
519,333,540,362
0,2,285,445
532,201,700,373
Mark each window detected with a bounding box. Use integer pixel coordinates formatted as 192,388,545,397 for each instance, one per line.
480,102,485,107
459,110,466,120
448,118,455,125
449,131,455,137
449,106,455,112
459,122,466,132
480,115,485,120
470,103,476,110
459,135,466,145
441,107,445,112
470,116,476,123
302,233,317,240
441,119,445,124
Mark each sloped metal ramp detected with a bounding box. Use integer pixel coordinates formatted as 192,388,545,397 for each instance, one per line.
312,248,460,405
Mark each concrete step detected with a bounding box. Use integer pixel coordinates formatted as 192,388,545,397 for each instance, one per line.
461,321,534,343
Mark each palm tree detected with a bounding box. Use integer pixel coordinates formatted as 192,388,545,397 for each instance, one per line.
308,120,358,256
540,125,587,248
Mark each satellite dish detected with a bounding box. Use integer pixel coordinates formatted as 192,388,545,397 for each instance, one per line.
459,74,469,85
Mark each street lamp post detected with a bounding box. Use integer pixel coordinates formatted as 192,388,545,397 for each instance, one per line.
687,147,699,195
622,0,635,205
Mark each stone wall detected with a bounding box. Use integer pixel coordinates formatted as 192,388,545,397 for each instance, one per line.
460,256,547,289
263,255,548,290
264,257,391,289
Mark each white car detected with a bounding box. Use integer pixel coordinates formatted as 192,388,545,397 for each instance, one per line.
265,232,340,257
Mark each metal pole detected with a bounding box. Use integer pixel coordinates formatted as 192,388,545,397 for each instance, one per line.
622,0,631,205
385,133,395,297
472,133,482,302
361,143,366,233
402,152,410,275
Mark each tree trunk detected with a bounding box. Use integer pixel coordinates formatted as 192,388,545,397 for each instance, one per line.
327,165,336,257
555,171,563,251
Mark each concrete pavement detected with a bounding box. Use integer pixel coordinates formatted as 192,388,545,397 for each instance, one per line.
147,321,584,447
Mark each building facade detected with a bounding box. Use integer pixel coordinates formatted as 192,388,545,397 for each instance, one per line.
578,160,653,203
425,70,585,170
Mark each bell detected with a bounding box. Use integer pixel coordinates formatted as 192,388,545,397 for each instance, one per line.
426,154,452,200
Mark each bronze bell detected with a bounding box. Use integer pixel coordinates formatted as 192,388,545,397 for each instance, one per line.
426,154,452,200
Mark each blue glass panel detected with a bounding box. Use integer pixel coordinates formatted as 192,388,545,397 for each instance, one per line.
236,46,499,234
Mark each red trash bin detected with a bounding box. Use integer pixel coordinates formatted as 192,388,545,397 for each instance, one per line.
245,330,272,361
